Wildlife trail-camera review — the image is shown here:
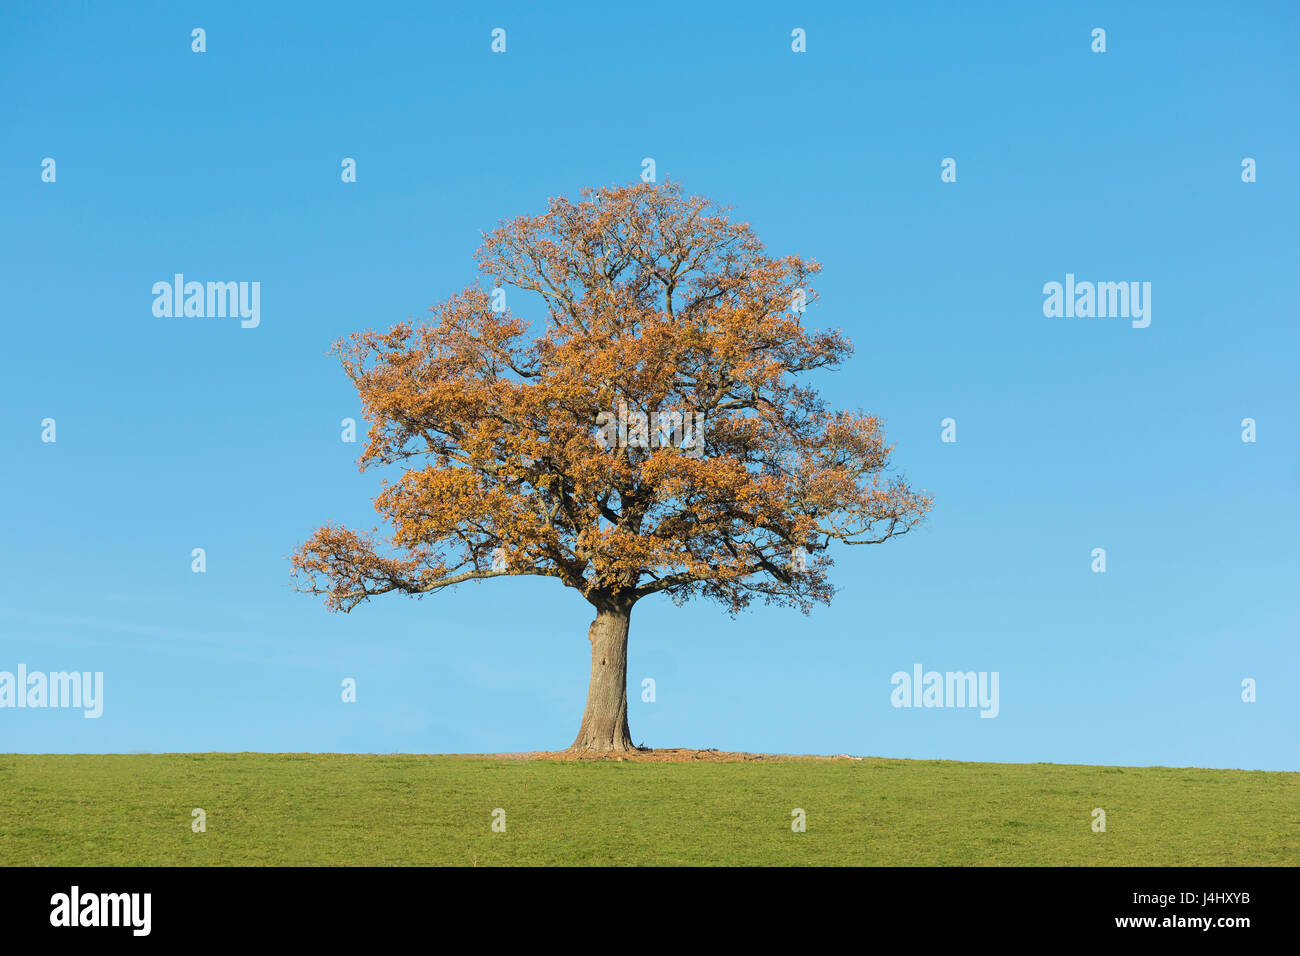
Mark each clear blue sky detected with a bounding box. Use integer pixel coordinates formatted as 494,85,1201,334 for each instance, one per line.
2,1,1296,770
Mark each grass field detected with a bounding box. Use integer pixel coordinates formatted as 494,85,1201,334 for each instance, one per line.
1,753,1296,866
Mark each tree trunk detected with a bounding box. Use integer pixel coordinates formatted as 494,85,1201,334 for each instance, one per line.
569,604,635,753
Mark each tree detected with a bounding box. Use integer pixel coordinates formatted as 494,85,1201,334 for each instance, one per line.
291,182,932,753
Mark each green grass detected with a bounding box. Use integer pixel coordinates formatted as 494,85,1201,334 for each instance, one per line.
1,754,1295,866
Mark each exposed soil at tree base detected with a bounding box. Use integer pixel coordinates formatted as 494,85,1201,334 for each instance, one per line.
483,748,867,763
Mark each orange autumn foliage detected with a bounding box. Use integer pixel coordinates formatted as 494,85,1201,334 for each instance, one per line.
291,182,931,617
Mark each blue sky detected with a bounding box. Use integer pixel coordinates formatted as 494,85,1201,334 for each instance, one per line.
1,1,1296,770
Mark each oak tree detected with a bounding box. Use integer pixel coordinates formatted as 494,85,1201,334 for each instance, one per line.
291,182,931,753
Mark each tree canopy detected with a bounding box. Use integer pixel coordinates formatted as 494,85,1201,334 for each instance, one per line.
292,182,931,618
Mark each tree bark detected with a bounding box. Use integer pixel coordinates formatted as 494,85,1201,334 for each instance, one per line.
569,604,636,753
